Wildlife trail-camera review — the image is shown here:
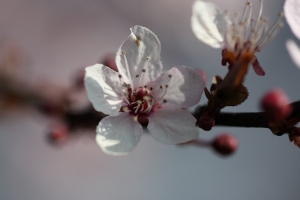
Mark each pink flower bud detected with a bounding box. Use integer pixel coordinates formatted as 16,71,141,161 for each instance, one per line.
261,89,292,122
199,113,215,131
47,123,69,145
212,133,238,156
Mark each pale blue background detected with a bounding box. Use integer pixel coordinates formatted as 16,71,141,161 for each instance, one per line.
0,0,299,200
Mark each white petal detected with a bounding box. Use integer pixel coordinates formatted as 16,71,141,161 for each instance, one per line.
148,104,199,144
116,25,163,87
149,66,205,107
84,64,123,116
286,39,300,69
96,113,143,155
284,0,300,40
191,0,229,48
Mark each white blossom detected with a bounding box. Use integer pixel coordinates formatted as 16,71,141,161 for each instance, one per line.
85,26,205,155
191,0,283,76
284,0,300,69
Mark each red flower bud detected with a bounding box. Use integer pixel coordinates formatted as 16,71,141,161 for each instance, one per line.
212,133,238,156
199,113,215,131
261,89,292,122
47,123,69,145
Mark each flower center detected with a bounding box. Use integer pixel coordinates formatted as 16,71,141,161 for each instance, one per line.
121,87,154,115
118,52,171,115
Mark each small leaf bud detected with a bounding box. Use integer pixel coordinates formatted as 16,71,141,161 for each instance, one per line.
199,112,215,131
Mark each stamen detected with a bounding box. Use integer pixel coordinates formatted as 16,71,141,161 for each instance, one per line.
156,99,167,108
241,1,251,23
144,101,154,113
143,96,150,102
134,105,140,113
122,50,133,85
155,85,168,102
131,95,136,102
121,106,131,112
254,12,283,50
152,74,172,91
137,68,146,86
243,3,252,39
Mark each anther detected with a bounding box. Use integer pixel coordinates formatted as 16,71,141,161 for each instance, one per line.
122,50,126,54
163,100,167,103
146,56,151,60
165,84,169,88
136,75,139,78
142,69,146,73
279,12,284,17
122,106,130,112
150,87,153,90
137,100,142,105
160,85,163,89
168,75,172,78
118,74,122,78
144,85,147,88
131,95,136,101
143,96,150,101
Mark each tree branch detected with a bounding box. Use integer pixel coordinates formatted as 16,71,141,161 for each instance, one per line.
192,100,300,129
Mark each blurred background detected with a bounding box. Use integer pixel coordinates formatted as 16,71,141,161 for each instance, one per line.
0,0,299,199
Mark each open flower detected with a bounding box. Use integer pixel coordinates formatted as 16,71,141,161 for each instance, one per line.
284,0,300,69
85,26,205,155
191,0,283,76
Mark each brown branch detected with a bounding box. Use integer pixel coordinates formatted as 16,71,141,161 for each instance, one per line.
193,100,300,129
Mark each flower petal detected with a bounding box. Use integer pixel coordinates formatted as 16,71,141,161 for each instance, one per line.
116,25,163,87
286,39,300,69
84,64,123,116
149,66,205,108
284,0,300,40
191,0,230,48
251,56,265,76
147,104,199,144
96,113,143,155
